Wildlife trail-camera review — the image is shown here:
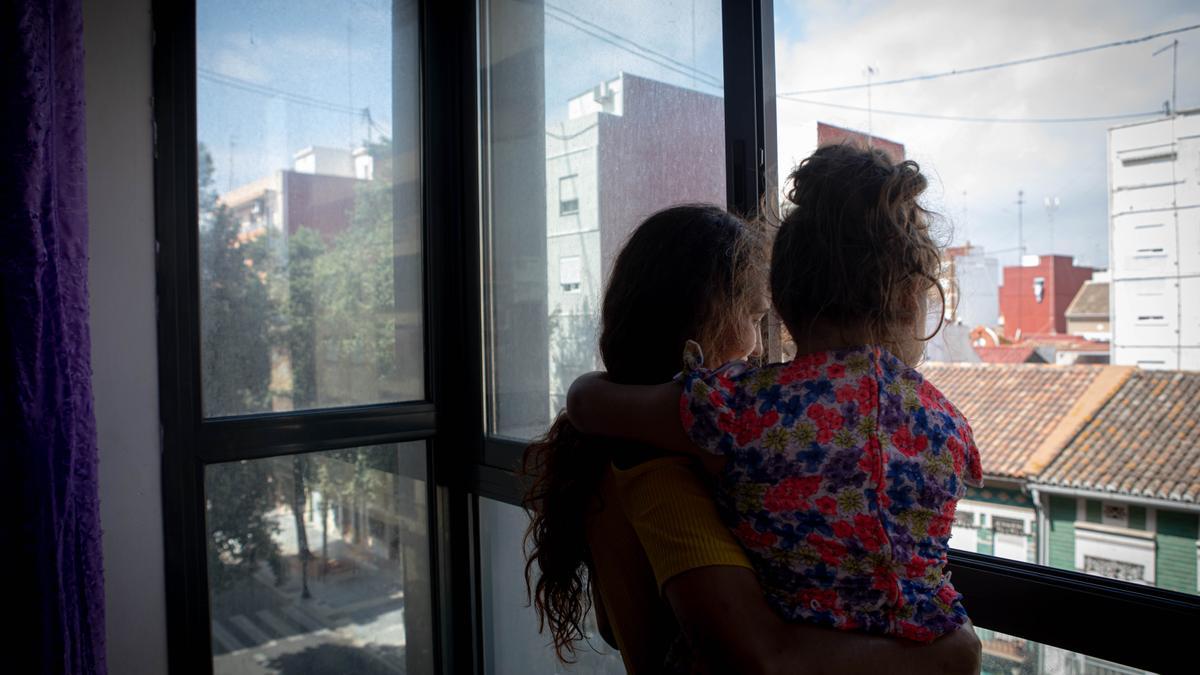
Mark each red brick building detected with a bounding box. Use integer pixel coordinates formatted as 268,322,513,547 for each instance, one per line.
1000,255,1093,339
817,121,905,163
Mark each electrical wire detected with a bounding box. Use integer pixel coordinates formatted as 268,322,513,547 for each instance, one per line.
544,5,723,91
778,23,1200,96
777,95,1163,124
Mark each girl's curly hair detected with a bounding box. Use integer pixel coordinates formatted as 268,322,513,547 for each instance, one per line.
769,143,945,358
520,204,766,663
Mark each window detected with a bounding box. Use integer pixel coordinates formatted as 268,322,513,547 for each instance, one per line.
196,0,423,417
770,2,1197,670
205,444,431,670
483,0,726,438
992,517,1025,537
558,175,579,215
156,2,1199,673
479,498,623,674
1103,503,1130,528
1084,556,1147,583
558,255,582,293
159,1,437,672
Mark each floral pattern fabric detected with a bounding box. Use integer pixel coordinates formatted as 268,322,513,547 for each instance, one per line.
678,343,983,642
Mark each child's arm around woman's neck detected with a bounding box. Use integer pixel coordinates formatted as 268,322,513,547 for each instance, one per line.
565,372,701,456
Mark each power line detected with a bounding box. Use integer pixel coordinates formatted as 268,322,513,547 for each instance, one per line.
545,3,721,88
543,5,723,91
779,23,1200,96
198,67,364,116
546,123,600,141
777,95,1162,124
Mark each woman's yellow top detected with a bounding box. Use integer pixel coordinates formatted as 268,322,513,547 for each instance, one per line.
586,454,751,673
614,455,751,590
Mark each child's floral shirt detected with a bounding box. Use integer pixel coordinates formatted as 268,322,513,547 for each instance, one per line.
677,343,983,642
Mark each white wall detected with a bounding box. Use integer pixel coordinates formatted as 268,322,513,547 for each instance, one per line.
954,252,1000,329
83,0,167,672
1109,112,1200,370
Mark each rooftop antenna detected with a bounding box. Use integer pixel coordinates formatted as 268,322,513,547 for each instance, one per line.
961,190,968,246
1044,195,1060,255
864,65,878,146
347,18,354,147
1017,189,1025,259
227,135,237,193
1015,189,1025,341
691,0,697,90
1152,40,1178,116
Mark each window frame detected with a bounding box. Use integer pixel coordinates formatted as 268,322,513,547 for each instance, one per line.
153,1,1200,674
153,1,483,672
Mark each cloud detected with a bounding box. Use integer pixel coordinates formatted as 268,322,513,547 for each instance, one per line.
208,48,271,84
773,0,1200,268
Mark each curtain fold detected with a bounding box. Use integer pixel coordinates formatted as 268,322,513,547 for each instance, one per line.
1,1,107,673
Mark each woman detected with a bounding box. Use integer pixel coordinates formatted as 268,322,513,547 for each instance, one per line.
523,205,980,673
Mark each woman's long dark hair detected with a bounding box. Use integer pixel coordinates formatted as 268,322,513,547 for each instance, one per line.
521,204,766,663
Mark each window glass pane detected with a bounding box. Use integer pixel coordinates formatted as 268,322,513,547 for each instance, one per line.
205,443,432,674
774,2,1200,597
197,0,422,417
976,626,1154,675
483,0,726,438
479,498,624,674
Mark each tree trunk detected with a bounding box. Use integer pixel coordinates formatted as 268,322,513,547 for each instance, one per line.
320,494,329,578
290,456,311,599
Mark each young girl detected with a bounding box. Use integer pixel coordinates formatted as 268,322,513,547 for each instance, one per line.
567,143,984,644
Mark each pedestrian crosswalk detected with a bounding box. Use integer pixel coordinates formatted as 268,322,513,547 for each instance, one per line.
210,602,332,655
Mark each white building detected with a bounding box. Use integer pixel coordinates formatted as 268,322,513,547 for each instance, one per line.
1108,110,1200,371
941,244,1000,331
544,73,725,414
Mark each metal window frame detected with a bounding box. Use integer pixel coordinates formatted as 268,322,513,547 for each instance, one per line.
471,3,1199,674
154,0,1199,673
153,0,482,673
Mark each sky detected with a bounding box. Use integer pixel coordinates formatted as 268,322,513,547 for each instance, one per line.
197,0,1199,272
196,0,403,191
772,0,1200,271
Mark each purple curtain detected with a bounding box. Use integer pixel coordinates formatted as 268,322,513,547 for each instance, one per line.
1,1,107,673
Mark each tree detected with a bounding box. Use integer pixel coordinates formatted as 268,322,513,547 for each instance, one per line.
206,459,285,594
198,144,272,417
198,144,284,592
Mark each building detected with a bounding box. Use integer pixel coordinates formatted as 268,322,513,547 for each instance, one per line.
1064,274,1111,342
922,362,1199,595
543,73,726,414
1032,370,1200,594
217,144,423,411
920,363,1127,563
972,345,1046,364
941,244,1001,331
924,322,982,363
1108,110,1200,371
816,121,905,163
999,254,1094,339
219,145,373,243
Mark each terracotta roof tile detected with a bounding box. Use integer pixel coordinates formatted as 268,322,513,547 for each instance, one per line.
919,363,1113,479
973,346,1044,364
1036,370,1200,504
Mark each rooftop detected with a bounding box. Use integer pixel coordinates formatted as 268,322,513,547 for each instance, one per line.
920,363,1131,479
973,345,1044,364
1036,370,1200,504
1065,280,1109,319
